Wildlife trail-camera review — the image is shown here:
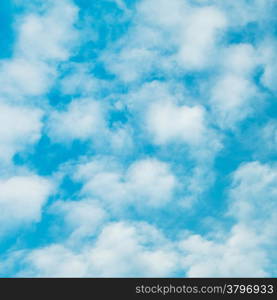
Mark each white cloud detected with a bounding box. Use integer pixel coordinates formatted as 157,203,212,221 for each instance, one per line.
0,59,54,98
137,0,186,29
47,97,134,154
51,198,107,242
228,161,277,224
109,125,134,154
179,224,269,277
16,0,79,62
1,0,276,279
75,157,178,208
17,245,87,277
146,101,206,146
103,0,228,82
103,46,158,83
210,43,261,128
3,161,276,277
210,74,259,128
47,98,107,143
102,0,184,82
124,80,221,204
222,44,258,76
0,174,53,233
0,0,80,172
0,0,79,101
178,161,277,277
127,81,184,111
125,80,221,153
59,64,103,96
127,158,177,206
86,222,177,277
15,222,177,277
0,103,43,164
177,6,227,70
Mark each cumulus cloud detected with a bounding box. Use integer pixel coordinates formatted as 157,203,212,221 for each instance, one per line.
146,101,206,146
178,161,277,277
210,74,259,128
177,6,227,70
46,97,135,156
228,161,277,224
2,161,276,277
179,224,269,277
51,198,107,242
47,98,107,143
16,0,79,62
102,0,228,83
1,0,276,278
0,174,53,233
0,103,43,164
74,157,178,209
12,222,177,277
59,64,103,96
0,0,79,101
209,43,262,128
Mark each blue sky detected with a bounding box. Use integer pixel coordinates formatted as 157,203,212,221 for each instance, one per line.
0,0,276,277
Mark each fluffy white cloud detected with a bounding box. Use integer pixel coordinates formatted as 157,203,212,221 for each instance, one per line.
177,6,227,70
210,43,261,128
146,101,206,146
103,0,228,82
127,81,184,111
217,0,276,26
0,59,54,98
2,162,276,277
0,103,43,164
0,0,79,101
0,174,53,232
47,98,107,143
85,222,177,277
17,245,87,277
179,224,269,277
228,161,277,223
178,161,277,277
222,44,258,76
138,0,187,30
127,158,177,206
103,47,158,83
124,80,222,204
15,222,177,277
210,74,259,128
16,0,79,62
1,0,276,279
51,198,107,242
75,157,178,208
59,64,103,96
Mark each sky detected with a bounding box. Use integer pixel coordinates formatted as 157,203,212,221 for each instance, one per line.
0,0,276,277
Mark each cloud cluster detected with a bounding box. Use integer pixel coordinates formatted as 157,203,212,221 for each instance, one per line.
0,0,276,278
12,222,177,277
0,174,53,234
0,0,79,234
74,157,178,209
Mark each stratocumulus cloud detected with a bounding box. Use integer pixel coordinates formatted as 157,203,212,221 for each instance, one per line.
0,0,276,277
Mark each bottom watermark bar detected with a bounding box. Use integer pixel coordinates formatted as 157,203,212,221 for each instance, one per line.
0,278,276,298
